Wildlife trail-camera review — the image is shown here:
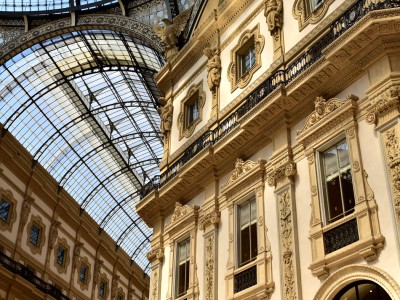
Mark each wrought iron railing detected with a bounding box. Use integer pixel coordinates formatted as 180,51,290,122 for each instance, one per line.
0,251,70,300
140,0,400,198
324,218,359,254
234,265,257,293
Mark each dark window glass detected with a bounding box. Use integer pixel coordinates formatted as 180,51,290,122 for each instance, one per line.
0,199,11,223
79,264,87,282
334,280,391,300
176,238,190,297
238,198,257,267
185,95,199,126
99,281,106,297
240,45,255,76
117,295,123,300
321,140,355,224
30,224,40,246
57,247,65,266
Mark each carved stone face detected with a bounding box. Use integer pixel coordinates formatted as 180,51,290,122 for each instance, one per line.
314,97,325,116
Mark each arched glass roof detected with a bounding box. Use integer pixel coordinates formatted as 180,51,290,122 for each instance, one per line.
0,0,118,14
0,29,164,272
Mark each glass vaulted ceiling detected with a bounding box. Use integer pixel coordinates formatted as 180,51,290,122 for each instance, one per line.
0,29,164,272
0,0,118,14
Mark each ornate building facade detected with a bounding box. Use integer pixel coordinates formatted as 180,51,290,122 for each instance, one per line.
137,0,400,299
1,0,400,299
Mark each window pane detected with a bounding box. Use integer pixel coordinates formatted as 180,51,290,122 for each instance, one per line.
30,224,40,245
238,198,257,266
80,265,87,282
240,202,250,229
326,175,343,221
57,247,65,265
341,168,355,214
176,239,190,297
0,199,10,222
240,226,250,265
250,222,257,259
99,281,106,297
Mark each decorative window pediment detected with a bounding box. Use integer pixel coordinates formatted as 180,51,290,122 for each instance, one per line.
178,81,206,140
165,202,199,238
228,24,265,92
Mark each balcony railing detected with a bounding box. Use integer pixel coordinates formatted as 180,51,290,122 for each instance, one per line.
234,265,257,294
0,251,70,300
140,0,400,198
324,218,359,254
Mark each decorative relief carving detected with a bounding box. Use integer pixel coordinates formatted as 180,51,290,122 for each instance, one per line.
203,47,221,92
352,161,360,172
366,85,400,125
77,256,91,290
73,241,84,270
94,259,104,285
158,97,173,149
152,269,158,299
199,210,220,231
311,185,317,196
297,95,359,135
346,127,355,139
267,162,297,187
278,191,297,300
147,247,164,263
171,202,191,223
152,7,192,60
111,275,120,300
49,220,61,249
223,158,258,187
205,234,215,300
19,197,34,234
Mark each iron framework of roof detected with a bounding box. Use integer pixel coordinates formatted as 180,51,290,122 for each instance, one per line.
0,28,164,272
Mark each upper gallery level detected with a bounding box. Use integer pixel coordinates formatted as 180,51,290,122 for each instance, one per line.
138,0,400,221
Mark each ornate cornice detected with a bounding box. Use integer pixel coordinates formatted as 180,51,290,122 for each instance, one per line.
165,202,199,238
198,209,220,231
366,83,400,126
146,247,164,263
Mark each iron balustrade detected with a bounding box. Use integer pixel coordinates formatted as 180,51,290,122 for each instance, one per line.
324,218,359,254
140,0,400,198
234,265,257,294
0,251,70,300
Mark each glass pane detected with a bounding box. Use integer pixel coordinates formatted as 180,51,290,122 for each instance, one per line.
57,247,65,265
326,175,343,222
80,265,87,282
341,168,355,214
30,224,40,245
0,199,10,222
323,148,338,178
239,202,250,229
99,281,106,297
250,199,257,223
240,227,250,265
358,283,378,300
250,222,258,260
337,141,350,169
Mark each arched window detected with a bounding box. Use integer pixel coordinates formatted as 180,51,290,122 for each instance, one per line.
334,280,391,300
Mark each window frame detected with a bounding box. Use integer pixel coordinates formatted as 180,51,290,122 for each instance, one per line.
54,237,70,274
221,158,274,298
0,189,17,232
293,0,335,30
228,24,264,92
178,81,206,140
164,202,199,300
77,256,91,290
175,237,191,298
26,215,45,255
297,95,385,278
316,137,356,225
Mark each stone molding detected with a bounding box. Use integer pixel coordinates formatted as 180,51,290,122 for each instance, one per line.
297,94,385,278
314,264,400,300
0,188,17,232
293,0,335,31
178,81,206,140
147,247,164,264
227,24,265,93
26,214,46,255
54,237,70,274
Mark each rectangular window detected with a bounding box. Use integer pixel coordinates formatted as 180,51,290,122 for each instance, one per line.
238,198,257,267
307,0,324,15
185,94,199,127
30,224,40,246
240,46,255,76
117,294,123,300
0,199,10,223
99,281,106,297
320,140,355,224
57,247,65,266
79,264,87,283
176,238,190,298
